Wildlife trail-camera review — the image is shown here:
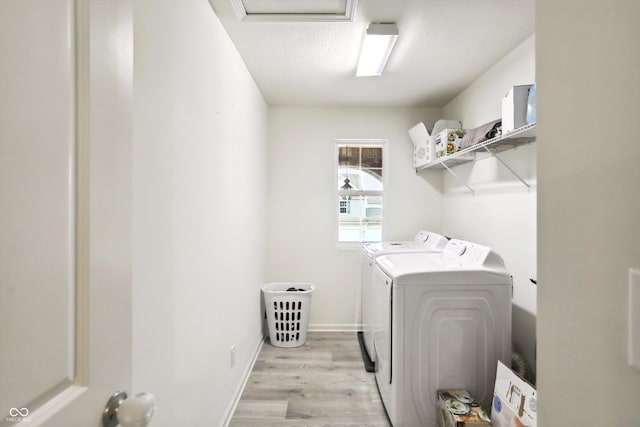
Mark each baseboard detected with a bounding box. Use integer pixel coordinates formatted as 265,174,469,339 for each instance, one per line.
221,334,264,427
308,323,361,332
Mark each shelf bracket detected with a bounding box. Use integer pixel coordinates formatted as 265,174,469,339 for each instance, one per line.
482,146,530,190
441,162,474,195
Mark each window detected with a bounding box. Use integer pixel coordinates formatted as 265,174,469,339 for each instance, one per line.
336,140,385,243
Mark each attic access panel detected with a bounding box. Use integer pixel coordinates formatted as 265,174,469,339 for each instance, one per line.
231,0,357,22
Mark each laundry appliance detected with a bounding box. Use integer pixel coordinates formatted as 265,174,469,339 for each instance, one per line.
372,239,512,427
359,230,448,369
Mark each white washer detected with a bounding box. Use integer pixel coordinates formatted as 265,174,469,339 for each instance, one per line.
360,231,448,368
372,239,512,427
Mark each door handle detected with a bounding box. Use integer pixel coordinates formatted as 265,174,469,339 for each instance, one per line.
103,391,157,427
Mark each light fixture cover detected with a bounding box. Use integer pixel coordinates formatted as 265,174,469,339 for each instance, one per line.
356,24,399,77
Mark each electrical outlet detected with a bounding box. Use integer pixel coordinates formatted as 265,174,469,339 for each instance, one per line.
230,344,237,369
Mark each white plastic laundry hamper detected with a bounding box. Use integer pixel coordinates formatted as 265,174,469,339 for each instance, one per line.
262,282,315,348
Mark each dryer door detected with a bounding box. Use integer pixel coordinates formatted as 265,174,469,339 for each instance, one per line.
372,264,394,418
403,284,512,426
361,253,376,362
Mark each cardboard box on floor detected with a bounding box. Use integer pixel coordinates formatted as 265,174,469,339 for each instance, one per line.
437,389,491,427
491,361,537,427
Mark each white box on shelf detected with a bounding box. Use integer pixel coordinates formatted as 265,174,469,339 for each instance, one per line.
502,85,533,133
409,122,434,168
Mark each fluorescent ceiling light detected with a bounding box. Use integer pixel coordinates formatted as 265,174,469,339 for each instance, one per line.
356,24,399,77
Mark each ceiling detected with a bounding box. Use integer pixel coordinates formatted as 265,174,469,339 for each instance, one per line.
208,0,535,107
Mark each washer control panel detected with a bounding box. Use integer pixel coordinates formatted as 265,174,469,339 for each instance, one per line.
415,230,449,250
444,239,467,256
413,230,429,243
443,239,492,265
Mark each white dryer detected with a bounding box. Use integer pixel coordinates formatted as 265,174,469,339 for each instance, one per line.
372,239,512,427
360,231,448,369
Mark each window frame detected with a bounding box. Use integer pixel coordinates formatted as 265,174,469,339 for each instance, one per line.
334,139,388,247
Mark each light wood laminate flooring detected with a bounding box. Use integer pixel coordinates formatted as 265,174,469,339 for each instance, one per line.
230,331,391,426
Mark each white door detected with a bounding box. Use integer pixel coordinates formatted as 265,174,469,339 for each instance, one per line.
0,1,134,426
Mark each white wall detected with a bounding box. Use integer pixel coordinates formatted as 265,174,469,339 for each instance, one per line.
132,1,268,426
267,107,443,329
537,1,640,425
441,35,537,374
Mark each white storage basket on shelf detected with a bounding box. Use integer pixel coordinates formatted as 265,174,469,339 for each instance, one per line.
262,282,315,348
